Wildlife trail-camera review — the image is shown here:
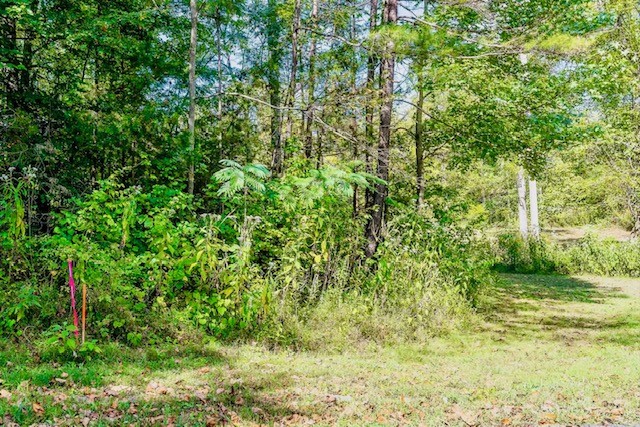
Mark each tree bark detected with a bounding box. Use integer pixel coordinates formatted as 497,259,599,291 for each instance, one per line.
267,0,283,175
517,167,528,239
365,0,397,259
216,6,223,155
304,0,318,159
284,0,301,144
415,72,425,208
364,0,378,210
187,0,198,195
415,0,430,209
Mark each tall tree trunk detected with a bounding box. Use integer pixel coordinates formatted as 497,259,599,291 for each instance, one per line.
529,179,540,238
365,0,397,258
364,0,378,209
304,0,318,160
216,6,223,156
284,0,300,144
187,0,198,195
517,167,528,239
351,4,359,216
415,72,425,208
415,0,429,209
267,0,283,175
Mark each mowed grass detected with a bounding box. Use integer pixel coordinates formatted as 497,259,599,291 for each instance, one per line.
2,274,640,426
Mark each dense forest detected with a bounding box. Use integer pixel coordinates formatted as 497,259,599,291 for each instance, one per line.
3,0,640,424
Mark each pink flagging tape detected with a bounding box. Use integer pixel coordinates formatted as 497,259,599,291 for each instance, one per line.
68,260,79,338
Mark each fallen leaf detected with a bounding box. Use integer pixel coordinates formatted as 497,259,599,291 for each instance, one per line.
539,412,556,424
32,402,45,415
0,389,11,400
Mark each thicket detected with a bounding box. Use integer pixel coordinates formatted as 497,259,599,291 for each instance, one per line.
0,166,488,357
492,233,640,277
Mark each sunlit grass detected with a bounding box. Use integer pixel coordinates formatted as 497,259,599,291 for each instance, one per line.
2,274,640,425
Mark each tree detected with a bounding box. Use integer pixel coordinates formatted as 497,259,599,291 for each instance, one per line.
364,0,397,258
187,0,199,195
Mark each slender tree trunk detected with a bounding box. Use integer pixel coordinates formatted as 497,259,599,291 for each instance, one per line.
304,0,318,159
364,0,378,209
284,0,301,144
415,0,430,209
187,0,198,195
351,5,359,217
529,179,540,238
267,0,283,175
216,7,223,156
365,0,397,258
415,72,425,208
517,167,528,239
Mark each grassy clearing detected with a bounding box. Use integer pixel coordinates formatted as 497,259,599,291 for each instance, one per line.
2,274,640,426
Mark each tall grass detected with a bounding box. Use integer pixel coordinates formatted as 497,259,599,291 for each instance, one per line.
492,232,640,276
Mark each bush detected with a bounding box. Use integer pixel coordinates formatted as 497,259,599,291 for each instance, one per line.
1,165,493,353
491,232,640,276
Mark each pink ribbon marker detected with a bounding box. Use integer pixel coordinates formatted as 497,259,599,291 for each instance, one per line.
68,260,79,338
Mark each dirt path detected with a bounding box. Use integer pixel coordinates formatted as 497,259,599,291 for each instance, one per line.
2,275,640,426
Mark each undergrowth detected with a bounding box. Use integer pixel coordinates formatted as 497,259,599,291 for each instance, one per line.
492,232,640,276
0,166,487,356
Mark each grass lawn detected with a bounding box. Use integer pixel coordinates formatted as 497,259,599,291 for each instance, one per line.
2,274,640,426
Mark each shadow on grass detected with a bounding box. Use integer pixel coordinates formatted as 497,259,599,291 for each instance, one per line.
479,274,640,345
495,274,623,304
1,363,328,426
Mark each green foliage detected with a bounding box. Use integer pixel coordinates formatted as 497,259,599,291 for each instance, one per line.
40,324,103,362
212,160,271,198
492,232,640,277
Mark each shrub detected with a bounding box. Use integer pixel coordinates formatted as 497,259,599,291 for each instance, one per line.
491,232,640,276
1,165,494,353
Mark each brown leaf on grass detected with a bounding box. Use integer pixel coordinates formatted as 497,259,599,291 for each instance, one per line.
449,404,479,426
199,367,211,374
32,402,45,415
0,389,12,400
206,415,220,426
216,387,226,395
539,412,557,424
53,392,67,403
195,388,209,402
105,385,131,396
501,418,512,426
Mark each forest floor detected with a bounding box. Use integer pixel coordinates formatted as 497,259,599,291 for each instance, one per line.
2,274,640,426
